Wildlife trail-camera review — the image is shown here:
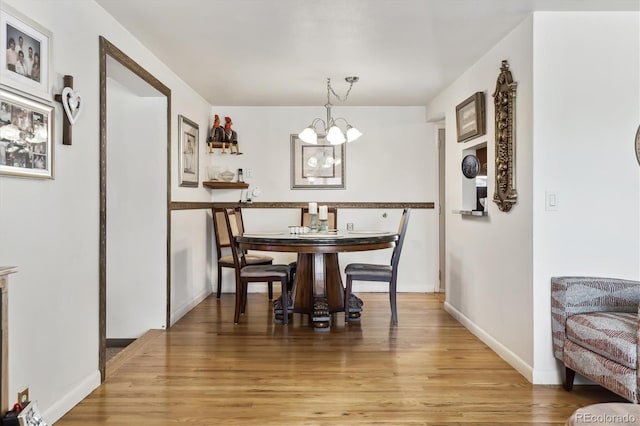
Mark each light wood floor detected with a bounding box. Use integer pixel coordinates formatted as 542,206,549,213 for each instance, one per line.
56,293,626,425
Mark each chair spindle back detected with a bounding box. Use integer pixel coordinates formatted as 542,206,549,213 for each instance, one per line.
391,208,411,270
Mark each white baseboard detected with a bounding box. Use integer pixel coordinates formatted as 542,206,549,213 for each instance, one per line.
444,301,534,383
42,370,101,424
170,288,212,326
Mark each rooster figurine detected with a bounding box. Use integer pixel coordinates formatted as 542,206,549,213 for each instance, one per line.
223,116,242,155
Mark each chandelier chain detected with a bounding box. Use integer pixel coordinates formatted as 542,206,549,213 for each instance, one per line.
326,78,355,104
298,76,362,145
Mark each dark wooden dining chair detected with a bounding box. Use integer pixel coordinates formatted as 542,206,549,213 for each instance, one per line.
344,208,411,325
288,207,338,285
212,207,274,299
223,208,291,324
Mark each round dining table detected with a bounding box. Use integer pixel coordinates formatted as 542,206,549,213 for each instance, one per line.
237,231,398,330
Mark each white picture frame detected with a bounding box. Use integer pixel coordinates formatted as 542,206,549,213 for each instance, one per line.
0,87,54,179
1,4,52,100
178,114,199,187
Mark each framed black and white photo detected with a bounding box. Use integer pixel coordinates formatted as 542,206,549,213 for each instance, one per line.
456,92,485,143
178,114,199,187
1,4,52,100
0,87,54,179
290,134,345,189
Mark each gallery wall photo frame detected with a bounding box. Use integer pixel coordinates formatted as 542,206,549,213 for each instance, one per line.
178,114,199,187
0,86,54,179
290,134,345,189
456,92,485,143
1,4,52,100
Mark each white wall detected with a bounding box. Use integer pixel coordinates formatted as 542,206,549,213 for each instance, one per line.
106,78,166,338
426,11,640,385
207,106,439,294
171,208,212,324
0,0,212,423
531,12,640,383
426,16,535,377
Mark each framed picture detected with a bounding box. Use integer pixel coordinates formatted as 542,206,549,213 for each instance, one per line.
290,134,345,189
178,114,199,187
456,92,485,142
0,87,54,179
17,401,48,426
1,4,52,100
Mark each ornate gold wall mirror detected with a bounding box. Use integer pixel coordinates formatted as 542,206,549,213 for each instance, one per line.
492,60,518,212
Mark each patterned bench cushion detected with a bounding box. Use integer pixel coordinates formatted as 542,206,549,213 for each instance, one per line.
566,312,637,369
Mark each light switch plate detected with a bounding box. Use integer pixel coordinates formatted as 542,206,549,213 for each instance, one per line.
545,191,558,211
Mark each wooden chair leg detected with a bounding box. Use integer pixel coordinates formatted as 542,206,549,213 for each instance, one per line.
288,269,296,291
345,275,352,324
563,366,575,391
241,280,248,314
280,278,288,325
233,276,243,324
268,282,273,300
216,264,223,299
389,277,398,325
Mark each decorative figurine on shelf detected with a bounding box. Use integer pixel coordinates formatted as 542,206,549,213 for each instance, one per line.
208,114,224,153
223,116,242,155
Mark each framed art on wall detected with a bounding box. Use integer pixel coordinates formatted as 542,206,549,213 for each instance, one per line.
178,114,199,187
290,134,345,189
0,4,52,100
456,92,485,142
0,87,54,179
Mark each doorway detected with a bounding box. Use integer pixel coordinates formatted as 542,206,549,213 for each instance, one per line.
437,125,446,293
98,37,172,381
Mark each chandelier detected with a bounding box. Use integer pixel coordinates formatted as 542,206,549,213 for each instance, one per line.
298,76,363,145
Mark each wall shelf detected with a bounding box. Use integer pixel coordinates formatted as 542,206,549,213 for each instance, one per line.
453,210,488,217
203,181,249,190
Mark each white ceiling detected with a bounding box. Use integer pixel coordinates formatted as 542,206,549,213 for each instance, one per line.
94,0,639,106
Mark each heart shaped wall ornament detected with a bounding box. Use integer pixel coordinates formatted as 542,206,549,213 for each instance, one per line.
61,87,82,125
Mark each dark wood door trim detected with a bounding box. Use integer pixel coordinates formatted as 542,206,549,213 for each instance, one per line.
99,36,171,382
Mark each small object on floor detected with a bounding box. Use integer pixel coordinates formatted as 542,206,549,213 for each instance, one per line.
566,403,640,426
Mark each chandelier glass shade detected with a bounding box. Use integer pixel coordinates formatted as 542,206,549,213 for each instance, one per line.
298,77,362,145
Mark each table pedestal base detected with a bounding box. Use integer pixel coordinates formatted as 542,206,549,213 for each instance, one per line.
312,298,331,331
272,252,366,330
292,252,343,330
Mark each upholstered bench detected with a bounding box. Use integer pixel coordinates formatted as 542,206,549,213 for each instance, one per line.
551,276,640,403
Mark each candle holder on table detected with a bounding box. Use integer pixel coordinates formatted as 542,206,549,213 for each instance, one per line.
309,213,318,232
319,219,328,233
